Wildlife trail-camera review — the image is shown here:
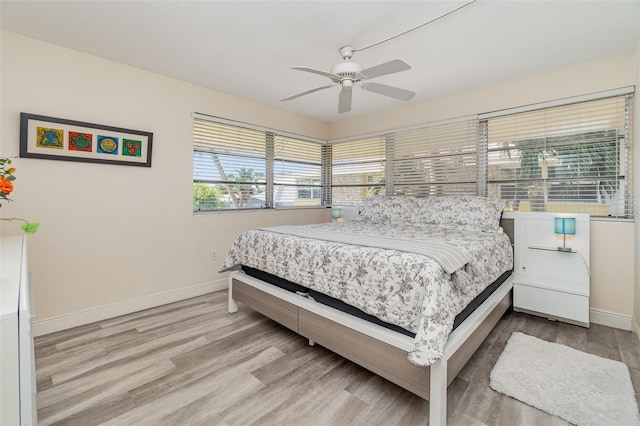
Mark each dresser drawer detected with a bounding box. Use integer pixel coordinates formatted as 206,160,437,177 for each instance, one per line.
514,283,589,326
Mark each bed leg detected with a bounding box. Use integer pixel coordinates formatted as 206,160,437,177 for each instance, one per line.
429,359,448,426
228,276,238,314
308,339,315,347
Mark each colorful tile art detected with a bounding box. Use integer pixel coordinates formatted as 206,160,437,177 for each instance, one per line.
36,127,64,149
122,139,142,157
97,135,119,155
68,132,93,152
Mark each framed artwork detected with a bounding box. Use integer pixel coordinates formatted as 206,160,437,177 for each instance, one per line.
20,113,153,167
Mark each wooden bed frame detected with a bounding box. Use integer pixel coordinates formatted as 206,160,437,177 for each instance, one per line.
228,218,514,426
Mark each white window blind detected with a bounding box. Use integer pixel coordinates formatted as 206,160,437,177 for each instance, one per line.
485,94,633,218
330,119,478,204
193,119,267,211
193,89,633,218
193,116,323,211
390,119,478,196
273,135,323,208
330,136,386,205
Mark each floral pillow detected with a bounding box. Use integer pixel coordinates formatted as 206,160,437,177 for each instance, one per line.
414,195,506,233
360,195,418,224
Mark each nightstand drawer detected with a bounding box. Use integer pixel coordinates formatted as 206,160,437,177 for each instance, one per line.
514,283,589,326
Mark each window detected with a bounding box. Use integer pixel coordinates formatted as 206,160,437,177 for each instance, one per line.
330,136,386,205
274,136,323,207
327,91,633,219
193,119,267,211
193,115,324,212
484,95,633,218
329,118,478,205
297,179,322,200
194,89,634,219
389,119,478,196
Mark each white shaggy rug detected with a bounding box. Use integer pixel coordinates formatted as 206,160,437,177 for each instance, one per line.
490,332,640,426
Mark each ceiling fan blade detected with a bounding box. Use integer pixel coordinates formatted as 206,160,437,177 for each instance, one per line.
361,82,415,102
360,59,411,79
281,85,333,101
338,87,352,114
291,66,339,82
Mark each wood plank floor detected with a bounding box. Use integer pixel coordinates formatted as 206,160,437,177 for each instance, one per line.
35,290,640,426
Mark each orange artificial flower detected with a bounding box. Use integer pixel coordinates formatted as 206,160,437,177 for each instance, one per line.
0,176,13,196
0,157,39,233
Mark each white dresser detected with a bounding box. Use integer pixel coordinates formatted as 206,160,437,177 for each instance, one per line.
1,236,37,426
513,212,591,327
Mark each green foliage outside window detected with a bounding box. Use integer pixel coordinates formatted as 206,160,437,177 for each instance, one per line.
193,183,225,211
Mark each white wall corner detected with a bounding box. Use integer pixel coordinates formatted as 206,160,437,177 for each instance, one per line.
635,40,640,346
31,279,228,336
589,308,633,331
633,317,640,342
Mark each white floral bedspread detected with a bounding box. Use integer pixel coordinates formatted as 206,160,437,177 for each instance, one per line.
221,220,513,366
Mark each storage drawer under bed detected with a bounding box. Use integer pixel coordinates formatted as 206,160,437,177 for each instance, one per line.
231,278,299,332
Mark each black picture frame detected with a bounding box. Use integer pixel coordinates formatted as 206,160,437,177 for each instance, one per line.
20,112,153,167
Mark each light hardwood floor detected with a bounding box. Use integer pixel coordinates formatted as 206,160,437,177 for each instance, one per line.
35,290,640,426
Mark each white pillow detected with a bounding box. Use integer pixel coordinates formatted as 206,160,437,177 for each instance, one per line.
360,195,418,224
414,195,506,233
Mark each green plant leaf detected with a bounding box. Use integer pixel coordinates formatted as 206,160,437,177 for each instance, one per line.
21,222,40,234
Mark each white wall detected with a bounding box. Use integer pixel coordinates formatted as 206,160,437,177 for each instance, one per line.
330,51,638,327
330,52,636,140
0,31,330,334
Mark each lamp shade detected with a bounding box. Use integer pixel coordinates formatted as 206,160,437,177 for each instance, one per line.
331,207,342,219
554,217,576,235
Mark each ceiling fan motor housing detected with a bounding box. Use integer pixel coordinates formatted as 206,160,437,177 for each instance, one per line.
331,61,363,83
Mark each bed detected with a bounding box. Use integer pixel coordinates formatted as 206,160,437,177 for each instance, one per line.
222,195,514,426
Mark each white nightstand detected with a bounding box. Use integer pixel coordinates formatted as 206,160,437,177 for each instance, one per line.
513,212,591,327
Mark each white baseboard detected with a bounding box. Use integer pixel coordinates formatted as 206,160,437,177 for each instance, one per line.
589,308,632,331
32,279,228,336
31,281,635,336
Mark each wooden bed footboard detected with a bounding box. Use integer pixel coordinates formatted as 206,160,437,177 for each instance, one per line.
228,272,513,426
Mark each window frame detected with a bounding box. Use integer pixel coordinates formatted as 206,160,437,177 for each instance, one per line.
193,87,634,219
326,89,634,219
482,93,633,218
192,114,325,213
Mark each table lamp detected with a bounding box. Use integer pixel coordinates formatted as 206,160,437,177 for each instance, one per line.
554,217,576,252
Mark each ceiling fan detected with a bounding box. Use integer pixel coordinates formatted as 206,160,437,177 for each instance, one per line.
280,1,477,114
281,46,415,114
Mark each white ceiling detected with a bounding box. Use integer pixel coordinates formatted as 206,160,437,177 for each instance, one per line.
1,1,639,123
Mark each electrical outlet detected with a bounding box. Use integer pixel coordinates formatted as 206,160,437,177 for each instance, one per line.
211,250,217,261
